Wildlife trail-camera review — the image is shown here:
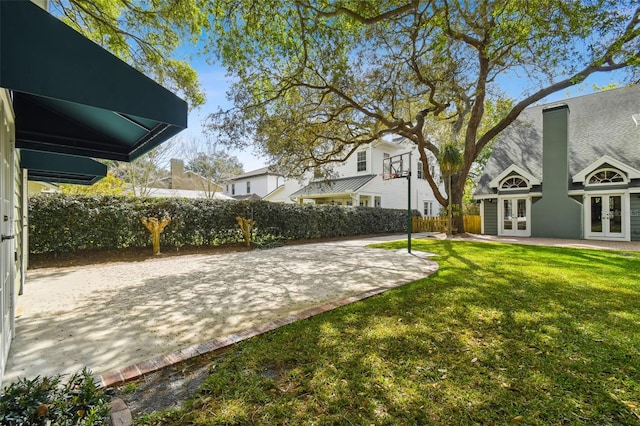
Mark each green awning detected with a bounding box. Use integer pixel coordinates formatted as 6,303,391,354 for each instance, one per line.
0,0,187,162
21,150,107,185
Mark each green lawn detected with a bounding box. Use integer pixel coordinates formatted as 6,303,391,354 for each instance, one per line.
139,240,640,425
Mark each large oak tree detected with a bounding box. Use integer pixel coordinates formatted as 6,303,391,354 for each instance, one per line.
205,0,639,232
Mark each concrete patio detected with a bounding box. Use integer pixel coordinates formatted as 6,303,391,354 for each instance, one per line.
3,234,439,386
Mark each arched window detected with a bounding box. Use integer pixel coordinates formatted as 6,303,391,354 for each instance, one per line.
587,169,626,185
500,176,528,190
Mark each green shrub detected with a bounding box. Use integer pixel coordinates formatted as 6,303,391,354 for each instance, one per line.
0,369,109,425
28,194,414,254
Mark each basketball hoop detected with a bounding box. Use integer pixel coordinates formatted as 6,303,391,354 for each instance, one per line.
381,150,413,253
381,172,400,181
382,151,411,180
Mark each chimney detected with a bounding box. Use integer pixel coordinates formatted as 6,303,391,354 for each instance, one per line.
542,104,570,196
531,104,582,238
170,159,185,189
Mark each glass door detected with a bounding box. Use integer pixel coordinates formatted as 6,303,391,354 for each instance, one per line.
588,195,624,239
501,197,529,236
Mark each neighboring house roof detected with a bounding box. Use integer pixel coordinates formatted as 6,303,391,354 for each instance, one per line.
291,175,377,197
149,173,223,191
475,85,640,195
229,166,279,180
263,185,285,200
143,188,234,199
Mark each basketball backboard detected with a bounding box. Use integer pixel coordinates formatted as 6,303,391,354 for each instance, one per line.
382,151,411,180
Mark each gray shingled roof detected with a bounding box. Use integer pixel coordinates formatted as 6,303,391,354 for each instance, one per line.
228,166,275,180
291,175,376,197
475,85,640,195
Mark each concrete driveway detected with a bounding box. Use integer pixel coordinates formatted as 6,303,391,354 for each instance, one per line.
3,234,438,385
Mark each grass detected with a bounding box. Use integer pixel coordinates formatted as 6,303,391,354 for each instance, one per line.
137,240,640,425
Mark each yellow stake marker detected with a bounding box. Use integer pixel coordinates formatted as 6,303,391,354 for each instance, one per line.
141,216,171,255
236,216,256,247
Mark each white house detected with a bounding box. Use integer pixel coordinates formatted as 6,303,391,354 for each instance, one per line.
223,167,302,203
0,0,187,384
291,138,442,216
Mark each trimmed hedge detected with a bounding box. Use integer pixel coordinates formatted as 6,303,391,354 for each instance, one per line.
29,194,416,254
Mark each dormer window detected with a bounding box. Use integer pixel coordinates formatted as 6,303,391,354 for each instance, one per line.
500,176,528,190
586,168,626,185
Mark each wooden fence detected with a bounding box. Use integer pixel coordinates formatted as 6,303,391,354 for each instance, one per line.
463,215,482,234
412,215,481,234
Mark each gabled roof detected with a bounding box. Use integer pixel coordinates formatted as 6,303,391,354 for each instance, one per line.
488,164,541,188
291,175,376,197
475,85,640,195
572,155,640,183
263,185,285,200
229,167,278,180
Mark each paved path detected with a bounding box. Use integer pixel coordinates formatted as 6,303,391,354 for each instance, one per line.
3,234,438,384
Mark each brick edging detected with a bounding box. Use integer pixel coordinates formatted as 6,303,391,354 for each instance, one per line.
96,260,439,388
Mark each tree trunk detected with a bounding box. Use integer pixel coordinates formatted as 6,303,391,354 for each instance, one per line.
448,174,466,234
452,189,465,234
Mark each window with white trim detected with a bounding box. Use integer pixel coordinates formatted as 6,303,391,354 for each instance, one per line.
500,176,528,190
231,183,235,195
587,168,626,185
357,151,367,172
246,181,251,193
424,201,434,217
430,165,441,183
417,161,425,179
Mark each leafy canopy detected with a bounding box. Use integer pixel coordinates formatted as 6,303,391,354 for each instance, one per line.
205,0,640,215
50,0,212,108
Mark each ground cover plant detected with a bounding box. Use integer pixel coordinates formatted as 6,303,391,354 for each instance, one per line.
0,369,109,425
138,240,640,425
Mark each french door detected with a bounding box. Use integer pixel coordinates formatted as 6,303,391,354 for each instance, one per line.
586,194,625,240
499,197,530,237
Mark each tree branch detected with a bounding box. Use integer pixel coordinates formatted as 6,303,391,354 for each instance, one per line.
298,0,419,25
